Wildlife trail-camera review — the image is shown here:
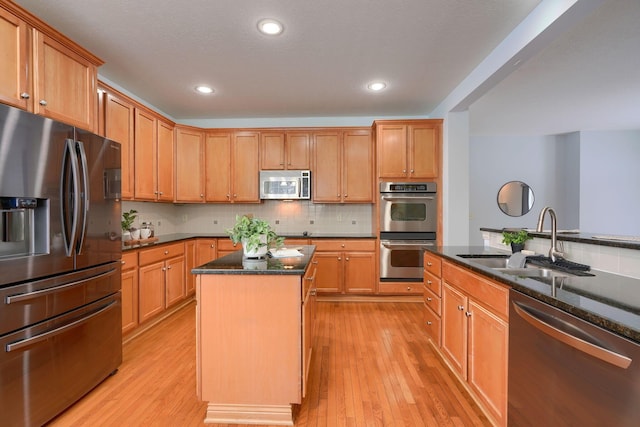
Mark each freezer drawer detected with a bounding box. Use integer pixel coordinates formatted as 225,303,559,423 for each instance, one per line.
0,262,120,336
0,294,122,427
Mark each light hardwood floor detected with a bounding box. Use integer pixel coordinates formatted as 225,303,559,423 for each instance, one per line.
48,300,490,426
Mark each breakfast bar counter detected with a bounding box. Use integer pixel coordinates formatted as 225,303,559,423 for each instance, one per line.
192,246,317,425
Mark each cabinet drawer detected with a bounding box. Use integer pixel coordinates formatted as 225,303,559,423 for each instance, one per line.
423,286,441,316
423,251,442,277
121,251,138,270
442,261,509,318
423,269,442,297
311,239,375,251
216,238,240,252
377,282,421,295
283,238,309,246
423,304,441,346
139,242,185,266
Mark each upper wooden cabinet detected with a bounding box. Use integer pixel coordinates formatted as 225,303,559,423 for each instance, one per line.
101,88,135,199
375,120,441,180
156,119,175,201
204,130,260,203
312,128,373,203
260,131,311,170
0,2,103,131
135,108,175,201
0,7,30,110
175,125,205,203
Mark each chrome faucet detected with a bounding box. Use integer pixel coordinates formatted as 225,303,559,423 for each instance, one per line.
536,206,564,262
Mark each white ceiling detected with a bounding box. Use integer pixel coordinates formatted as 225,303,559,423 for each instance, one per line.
13,0,540,121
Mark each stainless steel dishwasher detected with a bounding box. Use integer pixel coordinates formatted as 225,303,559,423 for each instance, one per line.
509,289,640,426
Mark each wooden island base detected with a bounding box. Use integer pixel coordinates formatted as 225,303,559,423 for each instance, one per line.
204,403,295,425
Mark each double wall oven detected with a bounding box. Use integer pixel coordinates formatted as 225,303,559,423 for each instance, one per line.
379,182,437,282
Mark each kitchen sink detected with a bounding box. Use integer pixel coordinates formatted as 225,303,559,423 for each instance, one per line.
457,254,572,278
460,256,510,269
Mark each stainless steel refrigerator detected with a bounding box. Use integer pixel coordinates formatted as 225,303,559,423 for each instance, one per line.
0,103,122,426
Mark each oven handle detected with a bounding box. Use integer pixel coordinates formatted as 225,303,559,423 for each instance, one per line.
381,240,435,248
5,300,117,353
381,196,435,201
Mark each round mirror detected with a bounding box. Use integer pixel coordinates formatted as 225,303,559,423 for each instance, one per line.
497,181,535,217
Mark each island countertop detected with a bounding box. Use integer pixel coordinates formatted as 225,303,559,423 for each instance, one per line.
191,245,316,275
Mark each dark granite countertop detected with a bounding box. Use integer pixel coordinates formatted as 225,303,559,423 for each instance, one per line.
426,246,640,344
122,233,375,251
192,245,316,275
480,227,640,250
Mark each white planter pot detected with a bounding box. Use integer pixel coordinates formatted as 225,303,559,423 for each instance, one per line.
241,234,268,258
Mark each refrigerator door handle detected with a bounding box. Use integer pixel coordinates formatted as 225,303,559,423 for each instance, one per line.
75,140,89,254
61,139,80,257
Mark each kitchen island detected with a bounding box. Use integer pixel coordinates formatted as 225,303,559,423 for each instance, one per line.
191,245,317,425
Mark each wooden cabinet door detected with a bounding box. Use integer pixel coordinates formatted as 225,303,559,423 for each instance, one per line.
231,131,259,202
409,123,439,179
286,131,311,170
205,132,232,202
312,131,341,202
196,239,217,265
376,124,407,178
441,283,468,378
165,256,185,307
0,9,30,110
313,251,342,293
342,129,373,203
175,126,205,202
156,119,175,201
138,261,165,323
185,240,196,296
104,93,135,199
260,131,286,170
121,267,138,334
134,108,157,200
344,251,376,293
302,262,317,398
468,300,508,426
32,30,96,130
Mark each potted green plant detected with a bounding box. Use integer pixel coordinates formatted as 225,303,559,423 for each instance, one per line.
121,209,138,240
501,229,532,253
226,215,283,258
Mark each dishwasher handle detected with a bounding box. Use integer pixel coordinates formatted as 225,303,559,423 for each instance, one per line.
512,301,632,369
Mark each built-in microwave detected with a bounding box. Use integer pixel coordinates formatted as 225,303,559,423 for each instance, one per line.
259,170,311,200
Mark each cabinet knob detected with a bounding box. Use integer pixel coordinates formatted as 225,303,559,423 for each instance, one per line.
426,321,432,326
121,260,126,265
310,289,317,296
337,194,340,197
426,280,432,285
210,244,215,248
341,244,345,248
410,169,415,173
344,194,347,198
403,169,407,173
162,267,166,271
465,311,472,317
200,194,204,198
313,261,318,265
427,297,432,301
406,286,412,291
345,257,350,261
457,305,464,311
159,191,163,195
167,265,172,270
338,257,342,261
427,261,432,266
226,194,231,199
39,99,47,106
164,250,169,255
233,194,237,198
20,92,30,99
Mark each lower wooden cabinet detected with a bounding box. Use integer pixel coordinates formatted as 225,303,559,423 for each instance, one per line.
311,239,376,294
302,256,317,397
440,260,509,427
120,251,139,335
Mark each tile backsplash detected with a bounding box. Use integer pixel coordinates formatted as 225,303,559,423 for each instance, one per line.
483,231,640,280
122,201,373,237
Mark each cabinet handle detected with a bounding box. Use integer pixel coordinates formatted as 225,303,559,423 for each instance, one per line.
457,305,464,311
427,261,432,266
426,280,432,285
310,289,317,296
427,297,432,302
426,321,432,326
312,261,318,265
20,92,30,99
39,99,47,106
465,311,472,317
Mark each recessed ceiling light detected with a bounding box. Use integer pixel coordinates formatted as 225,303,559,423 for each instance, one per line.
195,85,214,94
367,82,387,91
257,19,284,36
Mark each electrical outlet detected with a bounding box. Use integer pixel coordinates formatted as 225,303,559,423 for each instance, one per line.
309,220,314,224
275,219,280,224
213,220,218,225
352,220,356,225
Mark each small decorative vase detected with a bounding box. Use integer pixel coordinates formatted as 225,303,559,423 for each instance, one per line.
242,234,268,258
122,230,132,241
511,243,524,253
